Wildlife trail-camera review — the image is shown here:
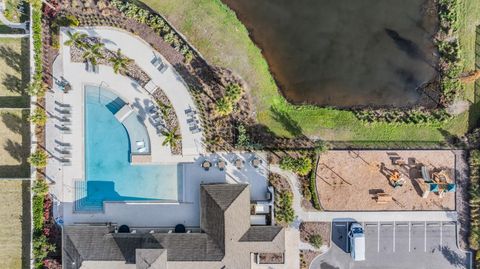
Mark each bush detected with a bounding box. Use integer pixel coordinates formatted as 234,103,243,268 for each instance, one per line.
28,150,48,168
280,156,312,176
469,150,480,252
309,168,321,210
29,108,47,126
33,234,55,269
215,97,233,116
275,191,295,225
309,234,323,249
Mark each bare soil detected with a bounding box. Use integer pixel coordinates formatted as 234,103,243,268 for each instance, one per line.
317,150,455,211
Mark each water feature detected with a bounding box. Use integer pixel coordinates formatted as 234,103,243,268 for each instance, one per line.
223,0,439,107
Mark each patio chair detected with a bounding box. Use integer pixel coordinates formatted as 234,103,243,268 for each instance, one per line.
234,159,244,170
192,127,202,134
157,63,168,73
251,157,262,168
202,160,211,171
217,160,226,171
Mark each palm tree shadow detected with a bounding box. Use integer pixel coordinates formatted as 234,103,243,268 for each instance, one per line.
270,106,303,137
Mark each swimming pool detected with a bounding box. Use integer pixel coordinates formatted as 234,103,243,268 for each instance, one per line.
76,85,182,211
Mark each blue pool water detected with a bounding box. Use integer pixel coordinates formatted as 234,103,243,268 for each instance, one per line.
78,85,181,211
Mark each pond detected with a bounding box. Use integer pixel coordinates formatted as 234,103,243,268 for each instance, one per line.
223,0,439,108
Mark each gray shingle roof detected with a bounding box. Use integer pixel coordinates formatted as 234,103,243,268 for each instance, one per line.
135,249,166,269
62,184,284,269
239,226,283,242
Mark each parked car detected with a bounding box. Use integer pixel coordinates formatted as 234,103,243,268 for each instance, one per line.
348,222,365,261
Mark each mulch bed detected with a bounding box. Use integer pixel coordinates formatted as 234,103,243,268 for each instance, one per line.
300,250,322,269
69,37,150,86
268,172,291,194
257,253,284,264
152,89,181,155
299,222,331,247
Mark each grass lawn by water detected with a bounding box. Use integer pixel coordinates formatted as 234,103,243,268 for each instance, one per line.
0,38,29,108
142,0,478,143
0,180,31,269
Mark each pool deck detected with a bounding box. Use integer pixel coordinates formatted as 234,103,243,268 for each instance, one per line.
47,27,270,227
59,152,269,227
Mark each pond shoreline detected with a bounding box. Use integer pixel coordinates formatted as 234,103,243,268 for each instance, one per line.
222,0,441,109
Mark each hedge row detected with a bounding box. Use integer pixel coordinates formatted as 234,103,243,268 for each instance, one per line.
353,108,452,125
469,150,480,267
436,0,462,103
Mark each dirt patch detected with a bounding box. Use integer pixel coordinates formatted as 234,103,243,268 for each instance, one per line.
300,222,331,247
317,150,456,211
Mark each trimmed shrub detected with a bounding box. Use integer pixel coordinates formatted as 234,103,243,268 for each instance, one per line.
275,191,295,225
280,156,312,176
28,150,48,168
309,234,323,249
29,107,47,126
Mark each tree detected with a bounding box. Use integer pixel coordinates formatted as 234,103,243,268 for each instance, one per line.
215,97,233,116
279,156,313,176
28,150,48,168
29,108,47,126
27,81,47,97
82,42,105,66
108,49,132,74
161,128,180,148
63,31,87,48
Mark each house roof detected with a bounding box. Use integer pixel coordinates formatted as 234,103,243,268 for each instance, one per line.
62,184,284,269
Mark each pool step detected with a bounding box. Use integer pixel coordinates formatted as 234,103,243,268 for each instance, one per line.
74,181,104,212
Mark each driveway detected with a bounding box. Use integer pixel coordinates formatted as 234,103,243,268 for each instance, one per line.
311,221,471,269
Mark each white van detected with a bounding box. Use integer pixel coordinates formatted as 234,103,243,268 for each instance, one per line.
348,223,365,261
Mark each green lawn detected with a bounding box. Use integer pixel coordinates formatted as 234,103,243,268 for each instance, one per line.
0,180,31,269
0,38,29,108
142,0,478,143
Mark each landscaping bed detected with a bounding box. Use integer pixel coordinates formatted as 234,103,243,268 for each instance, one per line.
69,38,150,86
299,222,331,248
300,250,321,269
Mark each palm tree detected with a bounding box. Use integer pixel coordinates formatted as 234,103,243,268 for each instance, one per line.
63,31,88,48
161,128,180,148
215,97,233,116
108,49,132,74
82,42,105,66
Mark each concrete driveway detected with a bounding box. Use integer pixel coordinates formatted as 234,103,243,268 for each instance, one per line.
311,221,471,269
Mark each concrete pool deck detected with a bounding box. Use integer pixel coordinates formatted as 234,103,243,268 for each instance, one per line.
59,152,269,227
47,26,271,227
